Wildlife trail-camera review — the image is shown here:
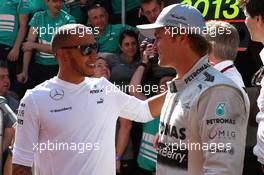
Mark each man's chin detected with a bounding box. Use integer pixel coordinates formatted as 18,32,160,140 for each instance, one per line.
158,60,166,68
83,71,94,77
158,61,174,69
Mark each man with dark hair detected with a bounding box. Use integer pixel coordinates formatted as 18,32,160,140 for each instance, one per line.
139,0,175,87
137,4,249,175
240,0,264,173
140,0,164,23
12,24,165,175
0,0,30,91
0,60,19,173
87,4,135,54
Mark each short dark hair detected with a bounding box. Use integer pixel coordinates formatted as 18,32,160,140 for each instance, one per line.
188,34,211,57
96,57,108,64
119,30,140,60
95,57,110,70
239,0,264,18
119,30,138,46
87,3,108,16
119,30,140,61
170,27,211,57
0,60,8,69
140,0,163,6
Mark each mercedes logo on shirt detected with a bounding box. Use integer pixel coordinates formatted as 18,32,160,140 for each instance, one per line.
49,89,64,101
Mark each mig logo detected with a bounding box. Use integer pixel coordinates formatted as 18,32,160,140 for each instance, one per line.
215,103,225,116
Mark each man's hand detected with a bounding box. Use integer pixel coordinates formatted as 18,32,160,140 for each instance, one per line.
17,71,28,84
140,39,158,60
22,41,35,52
153,133,159,149
7,47,20,61
13,164,32,175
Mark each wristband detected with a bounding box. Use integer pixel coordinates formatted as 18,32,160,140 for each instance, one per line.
116,155,122,161
8,146,13,156
140,62,147,68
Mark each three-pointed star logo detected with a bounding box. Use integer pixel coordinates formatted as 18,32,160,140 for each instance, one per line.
49,89,64,101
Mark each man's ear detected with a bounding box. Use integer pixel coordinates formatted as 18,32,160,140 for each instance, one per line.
56,49,68,62
257,15,264,27
105,12,109,22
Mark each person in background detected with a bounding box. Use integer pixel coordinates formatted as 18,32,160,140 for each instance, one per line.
108,30,145,164
64,0,88,24
0,0,30,92
140,0,164,24
27,0,71,16
139,0,175,86
239,0,264,173
0,60,19,175
206,21,245,89
17,0,75,88
129,51,174,175
93,57,134,175
110,30,141,89
87,4,136,54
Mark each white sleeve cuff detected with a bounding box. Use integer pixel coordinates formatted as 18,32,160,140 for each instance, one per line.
13,146,34,167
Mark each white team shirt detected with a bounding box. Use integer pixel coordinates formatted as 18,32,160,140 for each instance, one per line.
13,77,153,175
254,48,264,164
214,60,245,89
156,57,249,175
260,48,264,65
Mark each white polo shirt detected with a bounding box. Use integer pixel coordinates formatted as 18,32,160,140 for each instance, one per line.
254,48,264,165
13,77,153,175
214,60,245,89
260,48,264,65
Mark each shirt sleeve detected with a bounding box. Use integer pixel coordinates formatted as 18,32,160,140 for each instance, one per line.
191,85,249,175
13,91,40,167
29,12,40,28
257,79,264,122
254,121,264,165
18,0,31,14
62,10,76,24
103,78,153,122
254,79,264,164
68,14,76,24
123,24,137,31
